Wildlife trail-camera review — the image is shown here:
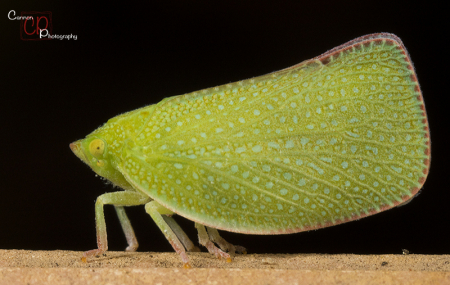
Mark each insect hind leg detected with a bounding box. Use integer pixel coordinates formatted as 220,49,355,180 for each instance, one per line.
206,226,247,254
195,223,232,262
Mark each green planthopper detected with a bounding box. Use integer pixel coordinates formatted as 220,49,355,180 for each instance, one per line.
70,33,430,268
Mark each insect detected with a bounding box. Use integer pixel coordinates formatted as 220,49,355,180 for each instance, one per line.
70,33,430,268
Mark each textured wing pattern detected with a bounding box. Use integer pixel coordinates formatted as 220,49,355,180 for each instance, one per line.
121,34,430,234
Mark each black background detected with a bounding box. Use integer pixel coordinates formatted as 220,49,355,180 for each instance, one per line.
1,1,448,256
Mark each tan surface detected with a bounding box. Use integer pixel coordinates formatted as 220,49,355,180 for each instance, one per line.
1,250,449,284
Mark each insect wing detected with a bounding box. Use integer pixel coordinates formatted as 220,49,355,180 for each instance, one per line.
121,33,430,234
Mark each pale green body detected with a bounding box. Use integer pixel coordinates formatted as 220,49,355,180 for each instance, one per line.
71,33,430,266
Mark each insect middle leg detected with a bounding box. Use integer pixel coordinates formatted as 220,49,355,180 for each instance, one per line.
83,191,151,262
163,216,201,252
145,201,192,268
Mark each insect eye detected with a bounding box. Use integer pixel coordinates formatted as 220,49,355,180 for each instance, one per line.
89,139,105,158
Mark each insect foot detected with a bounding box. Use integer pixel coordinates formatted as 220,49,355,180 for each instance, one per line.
81,249,106,263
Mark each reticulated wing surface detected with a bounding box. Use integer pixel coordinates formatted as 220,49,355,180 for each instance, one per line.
121,35,430,234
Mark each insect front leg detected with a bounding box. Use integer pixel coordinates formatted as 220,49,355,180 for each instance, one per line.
206,226,247,254
82,191,151,262
195,223,232,262
145,201,192,268
114,206,139,252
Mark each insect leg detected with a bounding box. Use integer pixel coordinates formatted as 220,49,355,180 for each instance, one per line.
195,223,232,262
114,206,139,252
82,191,151,262
206,226,247,254
145,201,191,268
163,216,201,252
